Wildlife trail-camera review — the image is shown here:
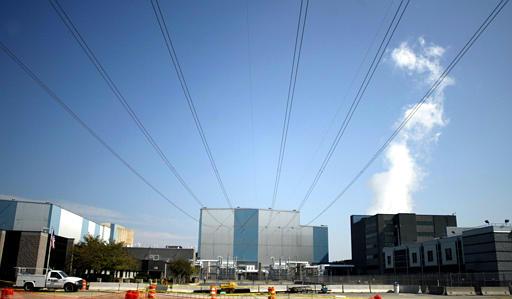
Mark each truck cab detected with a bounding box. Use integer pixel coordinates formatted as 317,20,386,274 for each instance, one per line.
46,270,68,289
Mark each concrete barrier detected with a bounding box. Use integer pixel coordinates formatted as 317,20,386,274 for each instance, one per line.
369,285,393,293
427,286,445,295
445,286,476,296
89,282,148,291
326,285,344,293
341,284,371,293
480,286,510,296
169,285,196,293
156,284,170,292
399,285,420,294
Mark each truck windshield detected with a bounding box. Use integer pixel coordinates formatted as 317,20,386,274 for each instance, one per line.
58,271,68,278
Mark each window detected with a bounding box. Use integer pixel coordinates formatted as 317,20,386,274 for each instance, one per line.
416,221,433,226
412,252,418,264
427,250,434,262
387,256,392,265
445,248,453,261
50,272,62,279
149,254,160,261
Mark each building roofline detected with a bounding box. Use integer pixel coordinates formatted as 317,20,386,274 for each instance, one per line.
0,194,116,229
350,213,457,217
201,207,300,213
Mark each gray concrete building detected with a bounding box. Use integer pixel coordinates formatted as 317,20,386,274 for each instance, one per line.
382,225,512,282
199,208,329,267
0,230,74,282
0,195,132,244
351,213,457,274
125,246,195,280
462,225,512,275
0,195,133,281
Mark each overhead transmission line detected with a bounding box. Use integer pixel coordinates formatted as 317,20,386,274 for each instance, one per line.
0,41,198,222
289,0,395,197
296,0,410,212
48,0,227,228
306,0,510,225
48,0,206,208
271,0,310,209
150,0,234,209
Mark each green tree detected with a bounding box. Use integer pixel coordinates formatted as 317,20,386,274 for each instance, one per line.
167,259,193,283
73,235,106,275
104,241,138,272
73,235,137,280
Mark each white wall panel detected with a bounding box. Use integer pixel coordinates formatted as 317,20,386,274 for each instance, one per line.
58,209,83,242
88,221,96,236
101,226,111,242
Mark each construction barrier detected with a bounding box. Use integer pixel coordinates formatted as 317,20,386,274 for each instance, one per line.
1,288,14,299
398,285,420,294
341,284,371,293
268,286,276,299
209,285,217,299
480,286,510,296
445,286,476,296
427,286,445,295
369,284,393,293
148,283,157,299
89,282,149,291
126,290,140,299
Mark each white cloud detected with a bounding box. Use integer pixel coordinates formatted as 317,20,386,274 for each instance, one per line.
368,38,453,214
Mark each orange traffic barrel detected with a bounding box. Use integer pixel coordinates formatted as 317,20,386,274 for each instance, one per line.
125,290,139,299
148,283,157,299
1,288,14,299
210,285,217,299
82,279,87,291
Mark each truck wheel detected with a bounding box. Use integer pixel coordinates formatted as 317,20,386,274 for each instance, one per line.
24,282,35,291
64,283,76,292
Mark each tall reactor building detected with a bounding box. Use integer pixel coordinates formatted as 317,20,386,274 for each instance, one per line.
198,208,328,266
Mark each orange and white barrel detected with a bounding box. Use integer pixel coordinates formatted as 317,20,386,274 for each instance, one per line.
210,286,217,299
147,283,157,299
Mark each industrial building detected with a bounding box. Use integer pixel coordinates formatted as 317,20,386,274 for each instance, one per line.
383,224,512,282
351,213,457,274
0,195,134,245
0,195,134,281
125,246,195,280
198,208,329,268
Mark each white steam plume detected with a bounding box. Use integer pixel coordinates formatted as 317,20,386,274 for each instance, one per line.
368,37,454,214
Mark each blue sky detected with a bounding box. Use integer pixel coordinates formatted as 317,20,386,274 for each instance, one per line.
1,0,511,260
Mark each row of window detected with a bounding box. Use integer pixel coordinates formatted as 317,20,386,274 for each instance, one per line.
386,248,454,265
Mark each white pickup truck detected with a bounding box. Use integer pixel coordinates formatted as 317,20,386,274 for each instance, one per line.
15,268,84,292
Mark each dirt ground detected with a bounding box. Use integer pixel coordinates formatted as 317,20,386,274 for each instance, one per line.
3,291,512,299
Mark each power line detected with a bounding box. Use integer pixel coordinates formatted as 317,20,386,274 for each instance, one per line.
0,41,198,222
296,0,409,212
306,0,510,225
48,0,208,208
150,0,234,209
48,0,228,228
289,0,395,198
271,0,310,209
